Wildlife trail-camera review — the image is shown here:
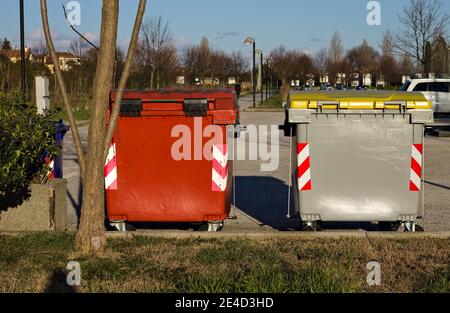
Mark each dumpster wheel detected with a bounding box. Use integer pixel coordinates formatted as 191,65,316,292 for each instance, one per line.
301,221,321,232
109,221,135,232
402,222,425,232
196,221,224,232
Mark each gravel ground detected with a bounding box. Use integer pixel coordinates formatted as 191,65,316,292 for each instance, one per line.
63,95,450,232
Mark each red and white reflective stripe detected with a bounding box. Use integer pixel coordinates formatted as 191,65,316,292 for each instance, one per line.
46,157,55,179
410,144,423,192
104,143,118,190
212,144,228,192
297,143,312,191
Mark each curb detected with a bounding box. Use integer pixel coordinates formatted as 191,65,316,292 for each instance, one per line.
105,230,450,240
243,108,284,112
76,120,90,127
1,231,449,240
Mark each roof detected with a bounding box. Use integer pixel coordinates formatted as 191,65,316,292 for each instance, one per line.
55,52,79,59
0,49,31,59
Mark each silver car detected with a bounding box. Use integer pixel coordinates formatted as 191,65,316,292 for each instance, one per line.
400,79,450,114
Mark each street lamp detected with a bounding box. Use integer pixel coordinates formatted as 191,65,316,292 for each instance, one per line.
19,0,26,97
244,37,256,107
256,49,264,104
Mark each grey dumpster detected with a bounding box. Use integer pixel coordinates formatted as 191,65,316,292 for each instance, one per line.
285,91,434,231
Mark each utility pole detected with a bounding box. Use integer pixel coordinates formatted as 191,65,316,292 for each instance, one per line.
252,41,256,107
243,37,256,107
260,51,263,104
20,0,26,97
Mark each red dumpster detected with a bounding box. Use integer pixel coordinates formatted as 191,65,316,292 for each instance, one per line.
105,89,239,231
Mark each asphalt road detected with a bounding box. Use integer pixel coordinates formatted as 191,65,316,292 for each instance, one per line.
63,94,450,232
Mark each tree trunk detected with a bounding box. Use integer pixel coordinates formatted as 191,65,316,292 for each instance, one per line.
42,0,146,255
75,0,119,255
156,70,160,89
150,68,155,89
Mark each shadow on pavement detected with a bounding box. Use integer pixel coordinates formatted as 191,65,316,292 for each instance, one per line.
235,176,385,232
235,176,299,231
67,176,82,224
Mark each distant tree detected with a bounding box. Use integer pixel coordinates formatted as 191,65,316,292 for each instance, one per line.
292,53,315,85
327,31,345,84
229,51,249,83
424,41,433,74
33,41,49,60
1,38,11,50
432,35,448,76
268,46,310,101
346,39,379,86
380,30,394,56
394,0,449,74
398,54,416,76
68,37,89,60
314,47,328,82
379,31,400,85
138,16,175,89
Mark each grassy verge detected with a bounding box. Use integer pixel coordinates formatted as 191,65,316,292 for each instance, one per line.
257,94,283,108
55,106,91,122
0,233,448,293
52,95,92,122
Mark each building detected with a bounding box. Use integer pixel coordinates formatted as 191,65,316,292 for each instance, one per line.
45,52,81,73
0,46,32,63
0,47,80,73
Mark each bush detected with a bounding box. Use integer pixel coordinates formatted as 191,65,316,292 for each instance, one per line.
0,92,58,201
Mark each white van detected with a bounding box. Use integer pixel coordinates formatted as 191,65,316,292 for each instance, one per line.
400,79,450,114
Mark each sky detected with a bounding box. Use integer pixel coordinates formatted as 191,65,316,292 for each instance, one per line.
1,0,449,58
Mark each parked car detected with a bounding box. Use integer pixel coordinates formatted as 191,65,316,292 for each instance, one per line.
356,85,368,90
335,84,347,90
320,83,333,90
400,79,450,114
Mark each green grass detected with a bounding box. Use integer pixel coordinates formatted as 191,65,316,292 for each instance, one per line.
0,233,448,293
258,94,283,108
55,105,91,122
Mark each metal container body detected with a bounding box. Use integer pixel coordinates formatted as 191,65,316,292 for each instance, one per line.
288,91,433,223
293,112,424,222
106,90,238,223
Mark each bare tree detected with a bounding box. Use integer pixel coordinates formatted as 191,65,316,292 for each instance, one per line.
68,37,89,60
229,51,249,82
399,54,416,76
327,31,345,84
314,47,327,82
346,39,379,86
41,0,147,255
380,30,394,56
268,46,308,101
138,16,174,89
432,35,448,76
33,41,49,57
394,0,449,74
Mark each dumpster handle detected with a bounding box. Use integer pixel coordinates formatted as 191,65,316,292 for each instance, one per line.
317,101,340,112
383,101,407,113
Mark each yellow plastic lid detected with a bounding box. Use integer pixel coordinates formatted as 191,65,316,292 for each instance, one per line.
289,91,432,110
